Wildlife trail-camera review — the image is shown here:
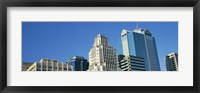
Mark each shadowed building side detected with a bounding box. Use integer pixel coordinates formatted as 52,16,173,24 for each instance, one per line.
22,62,33,71
118,55,145,71
165,52,178,71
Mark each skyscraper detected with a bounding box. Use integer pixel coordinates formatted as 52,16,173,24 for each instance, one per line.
66,56,89,71
88,34,118,71
165,52,178,71
121,27,160,71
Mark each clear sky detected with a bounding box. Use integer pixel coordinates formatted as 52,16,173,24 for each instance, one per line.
22,22,178,71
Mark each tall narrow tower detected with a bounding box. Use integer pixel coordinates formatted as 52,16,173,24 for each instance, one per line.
121,28,160,71
88,34,118,71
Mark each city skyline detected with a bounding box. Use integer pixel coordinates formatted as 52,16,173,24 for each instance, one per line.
22,22,178,71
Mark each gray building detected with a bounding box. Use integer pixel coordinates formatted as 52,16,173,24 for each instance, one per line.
67,56,89,71
118,55,146,71
165,53,178,71
22,62,33,71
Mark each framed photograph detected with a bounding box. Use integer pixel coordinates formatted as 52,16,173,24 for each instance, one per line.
0,0,200,93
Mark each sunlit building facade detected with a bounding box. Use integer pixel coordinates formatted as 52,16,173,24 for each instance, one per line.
27,59,72,71
88,34,118,71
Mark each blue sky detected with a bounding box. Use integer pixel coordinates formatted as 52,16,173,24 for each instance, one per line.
22,22,178,71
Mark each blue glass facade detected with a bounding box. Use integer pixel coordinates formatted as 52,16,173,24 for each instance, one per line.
127,32,136,56
67,56,89,71
133,33,150,70
121,29,161,71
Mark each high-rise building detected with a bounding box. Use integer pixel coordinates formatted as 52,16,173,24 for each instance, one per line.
27,59,72,71
66,56,89,71
88,34,118,71
121,27,160,71
165,52,178,71
118,55,146,71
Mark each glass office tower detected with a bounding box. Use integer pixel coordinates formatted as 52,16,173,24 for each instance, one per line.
66,56,89,71
121,28,160,71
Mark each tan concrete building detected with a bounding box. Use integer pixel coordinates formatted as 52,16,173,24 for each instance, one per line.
26,58,73,71
88,34,118,71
